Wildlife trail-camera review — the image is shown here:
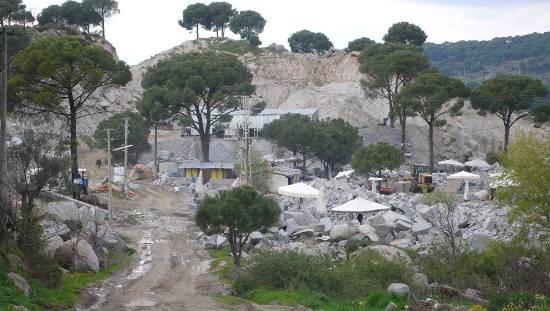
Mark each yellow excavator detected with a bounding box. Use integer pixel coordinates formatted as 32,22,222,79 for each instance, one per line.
409,164,436,193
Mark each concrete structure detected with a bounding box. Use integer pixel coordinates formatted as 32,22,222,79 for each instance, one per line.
177,161,236,180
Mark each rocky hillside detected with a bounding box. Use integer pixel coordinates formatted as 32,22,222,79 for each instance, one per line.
13,38,548,164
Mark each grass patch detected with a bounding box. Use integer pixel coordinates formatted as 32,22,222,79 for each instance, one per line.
207,248,236,285
0,264,119,310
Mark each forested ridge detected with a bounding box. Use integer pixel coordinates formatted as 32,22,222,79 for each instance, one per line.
423,31,550,86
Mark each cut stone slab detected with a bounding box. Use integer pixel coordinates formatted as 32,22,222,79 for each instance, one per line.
319,217,333,233
250,231,263,245
283,211,317,226
329,224,359,242
358,224,380,243
8,272,30,297
412,217,432,235
290,229,315,239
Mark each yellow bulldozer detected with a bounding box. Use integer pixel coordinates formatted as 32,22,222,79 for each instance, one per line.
408,164,436,193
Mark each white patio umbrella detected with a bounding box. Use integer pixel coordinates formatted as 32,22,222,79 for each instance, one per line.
334,170,355,180
447,171,480,201
331,197,390,213
368,177,383,192
465,158,491,170
278,182,320,199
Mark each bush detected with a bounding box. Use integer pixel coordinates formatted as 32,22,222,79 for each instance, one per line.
234,250,412,302
485,152,501,165
418,239,550,296
365,291,407,309
488,292,550,311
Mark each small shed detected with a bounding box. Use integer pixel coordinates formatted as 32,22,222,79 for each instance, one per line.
178,161,236,180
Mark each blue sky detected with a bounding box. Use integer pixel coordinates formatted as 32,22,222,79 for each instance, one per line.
26,0,550,65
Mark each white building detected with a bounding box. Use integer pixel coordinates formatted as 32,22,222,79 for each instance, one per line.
185,108,320,137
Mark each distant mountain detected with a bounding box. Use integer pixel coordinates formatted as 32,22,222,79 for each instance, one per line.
423,31,550,87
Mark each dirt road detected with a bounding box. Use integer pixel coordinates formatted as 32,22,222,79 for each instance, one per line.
75,167,301,310
77,181,232,310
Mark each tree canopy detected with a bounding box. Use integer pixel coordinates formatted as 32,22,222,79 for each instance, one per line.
229,10,265,41
352,143,404,177
262,114,316,172
94,112,151,162
179,3,211,40
359,42,431,145
208,2,235,38
141,52,253,162
196,186,280,266
496,132,550,237
82,0,119,38
383,21,427,46
400,72,469,169
423,31,550,85
346,37,376,52
288,30,333,55
312,118,359,179
37,1,102,34
10,36,131,183
471,74,549,150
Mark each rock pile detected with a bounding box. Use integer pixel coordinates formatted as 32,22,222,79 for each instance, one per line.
201,177,516,258
36,197,126,272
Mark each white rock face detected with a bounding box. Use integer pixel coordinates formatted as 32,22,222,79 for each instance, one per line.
329,224,359,242
319,217,333,233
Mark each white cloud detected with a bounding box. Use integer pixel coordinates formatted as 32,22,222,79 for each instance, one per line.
24,0,550,65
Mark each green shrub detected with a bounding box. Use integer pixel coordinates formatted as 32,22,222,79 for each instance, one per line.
488,292,536,311
366,291,407,309
418,239,550,296
485,152,501,165
234,250,412,302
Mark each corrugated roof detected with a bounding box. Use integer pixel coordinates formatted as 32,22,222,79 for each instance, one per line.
259,108,318,116
178,161,236,169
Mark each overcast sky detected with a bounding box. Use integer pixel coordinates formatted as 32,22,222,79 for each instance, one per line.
25,0,550,65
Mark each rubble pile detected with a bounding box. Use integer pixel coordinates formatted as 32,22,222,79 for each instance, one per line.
35,196,127,273
200,175,517,261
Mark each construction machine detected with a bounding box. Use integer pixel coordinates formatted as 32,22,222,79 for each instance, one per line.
408,164,436,193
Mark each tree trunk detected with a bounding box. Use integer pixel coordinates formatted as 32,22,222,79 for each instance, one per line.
196,24,199,40
504,124,510,152
200,134,210,162
0,29,7,201
400,115,407,152
154,124,158,179
101,18,105,38
428,123,434,171
68,98,79,199
388,99,395,128
221,26,225,38
216,29,219,37
327,163,332,180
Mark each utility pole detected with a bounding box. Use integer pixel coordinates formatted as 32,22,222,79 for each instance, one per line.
0,27,13,200
106,128,112,221
123,118,128,193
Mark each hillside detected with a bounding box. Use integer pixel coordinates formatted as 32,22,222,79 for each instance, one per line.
10,38,548,165
423,31,550,87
